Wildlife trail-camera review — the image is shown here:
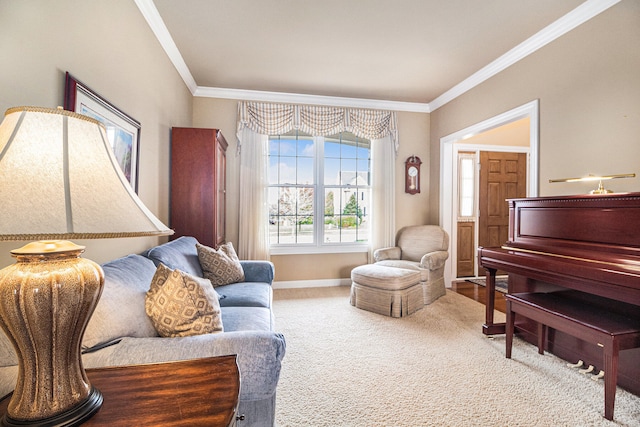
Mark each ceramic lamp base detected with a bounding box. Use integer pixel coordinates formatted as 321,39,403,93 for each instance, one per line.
1,387,102,427
0,241,104,425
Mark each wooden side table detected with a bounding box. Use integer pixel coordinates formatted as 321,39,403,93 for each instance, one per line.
0,355,241,427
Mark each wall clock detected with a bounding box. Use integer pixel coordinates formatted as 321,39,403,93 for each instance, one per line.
405,155,422,194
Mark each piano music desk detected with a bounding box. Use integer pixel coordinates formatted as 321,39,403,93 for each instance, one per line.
506,291,640,421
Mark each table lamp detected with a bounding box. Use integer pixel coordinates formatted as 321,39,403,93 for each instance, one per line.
0,107,173,426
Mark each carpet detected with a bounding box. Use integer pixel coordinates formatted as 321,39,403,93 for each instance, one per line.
466,277,509,293
272,286,640,427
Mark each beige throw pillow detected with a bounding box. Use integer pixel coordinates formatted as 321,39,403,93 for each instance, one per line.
145,263,223,337
197,242,245,287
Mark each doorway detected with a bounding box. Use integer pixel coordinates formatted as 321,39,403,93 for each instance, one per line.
478,151,527,250
440,100,539,286
456,150,527,277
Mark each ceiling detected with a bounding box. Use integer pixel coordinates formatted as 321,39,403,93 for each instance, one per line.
142,0,615,111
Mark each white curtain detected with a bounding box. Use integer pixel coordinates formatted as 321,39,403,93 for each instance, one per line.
370,134,396,261
236,101,398,260
237,127,270,260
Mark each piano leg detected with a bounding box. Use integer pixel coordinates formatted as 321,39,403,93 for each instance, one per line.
506,299,514,358
537,323,546,354
482,267,506,335
603,340,619,421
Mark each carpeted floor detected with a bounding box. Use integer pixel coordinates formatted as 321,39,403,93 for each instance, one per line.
272,286,640,427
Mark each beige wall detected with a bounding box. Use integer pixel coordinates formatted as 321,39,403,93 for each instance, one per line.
463,118,530,147
429,1,640,222
0,1,192,267
192,98,430,281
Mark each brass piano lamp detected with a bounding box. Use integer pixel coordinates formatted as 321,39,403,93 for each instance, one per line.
549,173,636,194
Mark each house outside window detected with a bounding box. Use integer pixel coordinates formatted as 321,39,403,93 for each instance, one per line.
268,130,371,253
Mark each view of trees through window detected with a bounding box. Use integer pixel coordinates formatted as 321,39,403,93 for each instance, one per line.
268,130,371,247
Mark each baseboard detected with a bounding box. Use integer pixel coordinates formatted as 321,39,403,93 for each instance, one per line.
273,278,351,289
273,279,455,290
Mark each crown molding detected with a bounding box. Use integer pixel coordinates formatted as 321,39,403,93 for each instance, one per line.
428,0,621,111
194,86,431,112
136,0,620,114
134,0,198,94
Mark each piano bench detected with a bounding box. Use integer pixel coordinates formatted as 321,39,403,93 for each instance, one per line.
505,291,640,421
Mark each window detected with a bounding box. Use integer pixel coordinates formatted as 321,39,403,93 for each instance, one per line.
268,130,371,252
458,152,476,218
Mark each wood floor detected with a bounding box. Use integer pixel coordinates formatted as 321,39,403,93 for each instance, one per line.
450,280,506,313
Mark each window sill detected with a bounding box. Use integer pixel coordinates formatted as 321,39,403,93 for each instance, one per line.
270,244,370,255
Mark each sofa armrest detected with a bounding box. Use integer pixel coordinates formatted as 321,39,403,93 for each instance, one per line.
420,250,449,270
373,247,401,262
241,261,275,285
83,331,286,402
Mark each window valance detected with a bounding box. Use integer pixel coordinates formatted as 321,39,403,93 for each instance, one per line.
236,101,398,152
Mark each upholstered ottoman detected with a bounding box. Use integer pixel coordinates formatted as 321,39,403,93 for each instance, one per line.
350,264,423,317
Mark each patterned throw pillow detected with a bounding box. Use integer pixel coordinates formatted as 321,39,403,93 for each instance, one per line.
145,263,223,338
196,242,245,287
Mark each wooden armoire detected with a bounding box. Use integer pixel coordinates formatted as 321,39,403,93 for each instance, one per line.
170,127,227,248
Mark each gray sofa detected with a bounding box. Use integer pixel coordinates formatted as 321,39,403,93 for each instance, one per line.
0,236,286,427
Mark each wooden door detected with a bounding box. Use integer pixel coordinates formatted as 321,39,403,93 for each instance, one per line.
456,221,475,277
456,152,477,278
478,151,527,249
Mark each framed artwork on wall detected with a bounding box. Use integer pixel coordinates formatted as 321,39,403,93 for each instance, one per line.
64,72,141,192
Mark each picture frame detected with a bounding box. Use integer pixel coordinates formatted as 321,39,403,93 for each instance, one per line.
64,72,141,192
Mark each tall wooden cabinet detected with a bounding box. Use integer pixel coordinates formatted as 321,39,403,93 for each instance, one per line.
170,127,227,248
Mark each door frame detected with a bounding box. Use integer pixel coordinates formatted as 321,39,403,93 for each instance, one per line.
439,100,540,287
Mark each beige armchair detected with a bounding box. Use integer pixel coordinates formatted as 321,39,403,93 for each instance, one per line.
374,225,450,304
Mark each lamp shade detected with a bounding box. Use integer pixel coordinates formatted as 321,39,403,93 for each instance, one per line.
0,106,173,240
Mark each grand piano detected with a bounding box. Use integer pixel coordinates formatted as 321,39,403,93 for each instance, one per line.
478,192,640,396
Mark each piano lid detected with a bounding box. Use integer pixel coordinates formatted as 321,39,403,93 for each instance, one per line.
504,192,640,261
